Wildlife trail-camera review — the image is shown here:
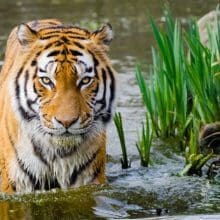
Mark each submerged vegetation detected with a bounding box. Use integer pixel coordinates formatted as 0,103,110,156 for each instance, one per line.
113,112,131,169
136,115,153,167
115,8,220,175
179,120,214,176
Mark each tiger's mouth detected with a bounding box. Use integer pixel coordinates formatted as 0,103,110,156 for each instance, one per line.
44,127,91,148
61,131,73,137
60,129,90,137
42,123,94,137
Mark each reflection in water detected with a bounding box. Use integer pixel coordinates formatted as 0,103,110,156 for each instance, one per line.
0,201,30,220
0,187,99,219
94,196,142,218
0,0,220,219
0,0,218,67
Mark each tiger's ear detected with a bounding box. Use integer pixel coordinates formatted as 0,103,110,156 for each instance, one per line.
91,23,113,46
17,24,38,46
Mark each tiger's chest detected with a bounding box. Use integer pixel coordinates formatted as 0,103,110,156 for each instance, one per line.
9,132,99,192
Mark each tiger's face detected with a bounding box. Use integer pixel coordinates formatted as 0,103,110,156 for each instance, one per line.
35,53,98,136
13,21,115,142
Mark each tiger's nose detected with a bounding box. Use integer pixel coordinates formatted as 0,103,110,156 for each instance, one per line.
55,116,79,128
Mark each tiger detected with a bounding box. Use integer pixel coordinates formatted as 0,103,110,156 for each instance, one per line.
0,19,116,193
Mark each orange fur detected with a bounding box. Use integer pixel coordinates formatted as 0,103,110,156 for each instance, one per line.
0,19,115,193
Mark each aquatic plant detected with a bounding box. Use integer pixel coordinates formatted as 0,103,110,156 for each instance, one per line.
113,112,131,169
179,119,213,176
136,11,188,139
186,17,220,124
136,115,153,167
136,8,220,175
180,11,220,175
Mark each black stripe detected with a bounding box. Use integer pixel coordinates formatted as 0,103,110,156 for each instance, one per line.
61,49,67,56
61,36,69,43
88,50,99,67
101,111,111,123
6,118,59,191
65,30,89,35
16,158,37,187
15,148,60,190
100,68,107,100
107,66,115,103
74,41,85,49
31,139,48,165
56,146,77,158
44,42,56,50
96,69,107,115
24,69,39,114
18,106,36,121
33,67,38,81
42,29,87,37
38,24,90,33
40,35,60,40
39,68,47,73
47,50,60,57
42,30,63,35
17,158,60,190
92,84,99,94
44,178,60,190
70,150,99,185
103,66,115,123
27,98,38,114
69,49,83,56
41,30,87,38
86,67,93,73
31,60,37,66
15,68,37,121
67,36,87,40
24,70,29,97
39,25,67,31
92,166,102,182
95,67,115,123
86,101,94,109
33,82,37,94
35,50,42,58
55,41,63,46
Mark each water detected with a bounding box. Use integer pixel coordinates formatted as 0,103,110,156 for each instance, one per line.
0,0,219,219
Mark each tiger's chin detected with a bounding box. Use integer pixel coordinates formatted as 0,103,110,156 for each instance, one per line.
40,123,102,148
49,134,83,148
41,128,87,148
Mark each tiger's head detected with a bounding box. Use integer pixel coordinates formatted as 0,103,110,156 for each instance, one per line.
12,20,115,144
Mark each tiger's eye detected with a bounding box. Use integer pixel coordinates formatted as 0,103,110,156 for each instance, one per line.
40,77,54,88
41,77,51,84
81,76,91,85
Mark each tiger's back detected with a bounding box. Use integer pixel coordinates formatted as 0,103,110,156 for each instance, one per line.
0,19,115,193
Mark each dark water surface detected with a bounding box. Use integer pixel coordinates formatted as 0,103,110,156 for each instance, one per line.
0,0,219,219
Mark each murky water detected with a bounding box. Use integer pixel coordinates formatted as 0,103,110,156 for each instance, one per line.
0,0,220,219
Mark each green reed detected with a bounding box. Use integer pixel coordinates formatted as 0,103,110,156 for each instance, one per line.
179,118,213,176
136,115,153,167
114,112,131,169
136,11,188,139
186,18,220,123
136,8,220,175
